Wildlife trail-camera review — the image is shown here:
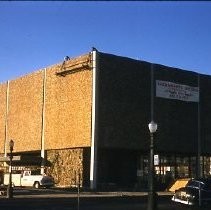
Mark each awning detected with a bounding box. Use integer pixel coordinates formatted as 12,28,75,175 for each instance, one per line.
0,155,51,167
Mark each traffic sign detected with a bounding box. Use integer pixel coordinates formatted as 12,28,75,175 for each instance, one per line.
0,156,21,162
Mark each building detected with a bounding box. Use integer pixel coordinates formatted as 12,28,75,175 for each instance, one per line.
0,48,211,190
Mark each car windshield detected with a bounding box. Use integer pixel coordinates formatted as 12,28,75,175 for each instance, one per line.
187,180,202,188
187,179,211,190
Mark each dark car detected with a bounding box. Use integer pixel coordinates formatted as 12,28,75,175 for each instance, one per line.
172,178,211,206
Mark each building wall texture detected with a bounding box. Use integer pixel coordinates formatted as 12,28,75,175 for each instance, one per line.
154,64,199,154
96,52,211,155
47,148,83,187
7,71,43,152
45,59,92,150
200,74,211,154
46,148,90,187
96,53,151,150
0,53,92,153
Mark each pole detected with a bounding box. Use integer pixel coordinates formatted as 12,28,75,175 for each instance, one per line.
7,147,13,199
41,68,47,175
77,170,80,210
197,74,201,178
150,64,154,122
147,132,157,210
199,182,202,206
4,81,10,158
90,48,98,190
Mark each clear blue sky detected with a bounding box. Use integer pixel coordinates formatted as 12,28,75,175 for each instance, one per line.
0,1,211,83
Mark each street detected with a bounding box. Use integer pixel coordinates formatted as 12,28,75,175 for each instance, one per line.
0,188,211,210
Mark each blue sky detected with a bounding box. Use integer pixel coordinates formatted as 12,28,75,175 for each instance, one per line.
0,1,211,83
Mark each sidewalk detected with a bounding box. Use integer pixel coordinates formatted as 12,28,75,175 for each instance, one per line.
6,188,174,198
0,186,174,199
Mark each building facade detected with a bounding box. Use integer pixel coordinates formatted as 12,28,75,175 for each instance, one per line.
0,49,211,190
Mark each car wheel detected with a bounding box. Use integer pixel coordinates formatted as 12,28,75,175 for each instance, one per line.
34,182,40,189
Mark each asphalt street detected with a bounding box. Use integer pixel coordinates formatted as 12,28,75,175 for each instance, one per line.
0,188,210,210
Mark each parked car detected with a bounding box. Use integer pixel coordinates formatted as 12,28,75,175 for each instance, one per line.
4,170,54,188
172,178,211,206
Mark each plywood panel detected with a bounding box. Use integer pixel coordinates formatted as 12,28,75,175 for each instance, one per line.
7,71,43,152
45,55,92,149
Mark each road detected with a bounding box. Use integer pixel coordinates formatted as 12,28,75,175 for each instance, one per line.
0,188,210,210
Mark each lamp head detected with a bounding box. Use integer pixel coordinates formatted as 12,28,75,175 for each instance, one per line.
148,121,158,133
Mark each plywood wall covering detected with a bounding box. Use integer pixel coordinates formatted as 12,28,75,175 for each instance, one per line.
45,55,92,149
0,84,7,153
7,71,43,152
47,148,83,187
0,53,92,153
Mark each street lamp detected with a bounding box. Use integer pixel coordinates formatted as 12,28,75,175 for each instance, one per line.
7,139,14,199
148,121,158,210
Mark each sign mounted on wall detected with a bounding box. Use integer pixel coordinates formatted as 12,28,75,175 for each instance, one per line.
154,154,159,166
156,80,199,102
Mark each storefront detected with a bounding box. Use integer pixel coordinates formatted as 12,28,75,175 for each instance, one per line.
136,153,211,190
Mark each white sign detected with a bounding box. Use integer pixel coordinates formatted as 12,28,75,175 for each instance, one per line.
0,156,21,162
156,80,199,102
154,154,159,166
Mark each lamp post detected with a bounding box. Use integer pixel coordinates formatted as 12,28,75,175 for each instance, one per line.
148,121,157,210
7,139,14,199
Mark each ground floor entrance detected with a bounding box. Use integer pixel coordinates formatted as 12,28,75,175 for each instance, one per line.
98,149,211,191
136,153,211,190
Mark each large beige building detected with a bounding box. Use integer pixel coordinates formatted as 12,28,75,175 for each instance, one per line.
1,48,211,190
